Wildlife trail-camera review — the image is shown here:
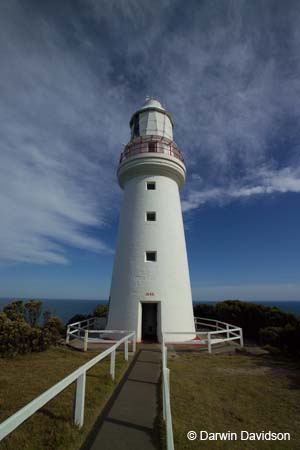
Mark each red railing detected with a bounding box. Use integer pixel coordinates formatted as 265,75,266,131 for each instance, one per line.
119,136,184,164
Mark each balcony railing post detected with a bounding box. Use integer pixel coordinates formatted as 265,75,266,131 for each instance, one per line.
119,139,183,164
110,349,116,380
208,333,212,353
74,371,86,428
226,324,230,339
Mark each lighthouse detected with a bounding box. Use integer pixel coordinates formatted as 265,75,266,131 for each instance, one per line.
107,98,195,342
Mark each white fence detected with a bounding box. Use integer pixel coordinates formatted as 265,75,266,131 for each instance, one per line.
194,317,243,352
66,317,133,352
162,317,243,353
0,331,135,442
161,341,175,450
161,318,243,449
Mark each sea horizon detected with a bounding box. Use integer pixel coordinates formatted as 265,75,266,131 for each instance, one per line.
0,297,300,324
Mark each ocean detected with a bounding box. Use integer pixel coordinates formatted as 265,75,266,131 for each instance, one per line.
0,298,299,324
0,298,106,324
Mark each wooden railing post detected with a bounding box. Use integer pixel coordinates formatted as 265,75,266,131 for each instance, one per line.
162,368,166,420
124,339,129,361
132,334,136,353
74,371,86,428
83,330,88,352
164,345,168,368
240,328,244,348
66,326,70,344
208,333,212,353
226,324,230,339
110,349,116,380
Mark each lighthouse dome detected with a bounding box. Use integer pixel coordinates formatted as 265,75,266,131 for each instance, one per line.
129,97,173,141
139,98,165,111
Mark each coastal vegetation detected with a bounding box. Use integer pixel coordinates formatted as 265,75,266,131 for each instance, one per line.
194,300,300,355
67,303,108,326
0,300,64,357
0,300,108,358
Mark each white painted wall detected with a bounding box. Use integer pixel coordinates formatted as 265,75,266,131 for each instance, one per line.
107,172,195,342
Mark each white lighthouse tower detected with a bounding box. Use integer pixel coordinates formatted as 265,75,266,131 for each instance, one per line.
107,98,195,342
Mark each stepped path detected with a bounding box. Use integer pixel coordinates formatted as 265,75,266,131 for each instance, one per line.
82,345,161,450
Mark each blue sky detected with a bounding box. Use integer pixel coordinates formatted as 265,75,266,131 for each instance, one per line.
0,0,299,301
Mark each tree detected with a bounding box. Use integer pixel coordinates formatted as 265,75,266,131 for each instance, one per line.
93,304,108,317
3,300,24,321
24,300,42,327
43,310,52,325
43,316,64,344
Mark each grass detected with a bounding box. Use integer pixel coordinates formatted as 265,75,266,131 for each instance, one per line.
168,349,300,450
0,345,131,450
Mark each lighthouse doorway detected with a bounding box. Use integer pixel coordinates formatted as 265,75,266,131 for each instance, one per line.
141,303,158,341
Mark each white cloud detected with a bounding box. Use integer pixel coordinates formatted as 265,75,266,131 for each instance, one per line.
1,0,300,265
182,165,300,212
0,2,129,264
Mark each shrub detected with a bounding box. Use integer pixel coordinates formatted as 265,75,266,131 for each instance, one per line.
259,324,300,355
93,304,108,317
67,314,89,325
0,317,52,357
3,300,24,321
24,299,42,327
194,303,216,319
194,300,300,354
43,316,65,344
0,300,61,357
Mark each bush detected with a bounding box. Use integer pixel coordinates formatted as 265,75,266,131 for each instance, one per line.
0,317,52,357
93,304,108,318
0,300,63,357
66,314,89,325
259,326,283,348
194,303,216,319
259,324,300,355
3,300,24,321
43,316,65,344
66,304,108,325
194,300,300,354
24,299,42,327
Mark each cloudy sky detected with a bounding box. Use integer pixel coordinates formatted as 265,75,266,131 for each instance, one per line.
0,0,299,301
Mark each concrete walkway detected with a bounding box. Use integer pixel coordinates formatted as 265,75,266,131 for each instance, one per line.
82,345,161,450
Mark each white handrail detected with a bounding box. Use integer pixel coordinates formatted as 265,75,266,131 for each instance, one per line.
0,331,135,442
194,316,230,326
160,319,244,449
164,318,243,354
66,317,111,347
161,342,175,450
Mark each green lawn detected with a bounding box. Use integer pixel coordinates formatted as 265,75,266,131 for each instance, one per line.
0,345,131,450
168,349,300,450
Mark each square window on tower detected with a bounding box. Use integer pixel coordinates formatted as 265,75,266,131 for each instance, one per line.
147,181,156,190
145,251,157,262
146,212,156,222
